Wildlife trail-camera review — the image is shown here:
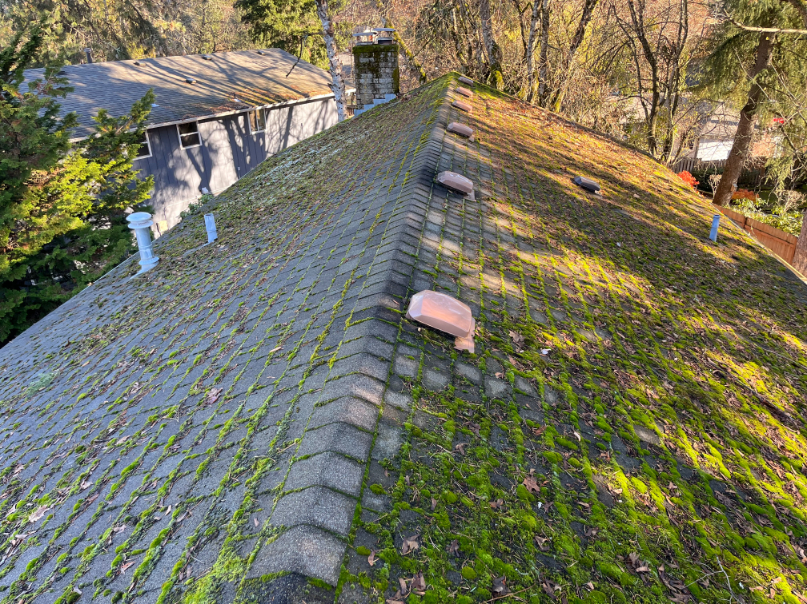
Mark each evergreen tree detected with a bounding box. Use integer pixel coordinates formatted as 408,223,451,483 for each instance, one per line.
0,22,154,345
702,0,807,206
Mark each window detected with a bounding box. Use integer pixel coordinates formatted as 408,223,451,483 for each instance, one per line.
178,122,201,148
135,131,152,159
248,109,266,134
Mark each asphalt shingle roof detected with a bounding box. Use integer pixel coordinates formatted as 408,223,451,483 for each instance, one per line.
23,49,335,139
1,74,806,604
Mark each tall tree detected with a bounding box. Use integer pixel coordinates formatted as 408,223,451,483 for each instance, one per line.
707,0,807,206
0,22,154,345
315,0,348,121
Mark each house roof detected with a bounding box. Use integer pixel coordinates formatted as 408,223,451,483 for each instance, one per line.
1,74,807,603
23,49,336,139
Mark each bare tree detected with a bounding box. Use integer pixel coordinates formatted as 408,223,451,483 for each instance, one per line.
315,0,348,122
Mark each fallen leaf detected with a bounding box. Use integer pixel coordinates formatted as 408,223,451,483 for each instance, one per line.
535,535,550,550
495,372,505,379
523,475,541,494
411,572,426,594
431,497,437,511
490,498,504,509
254,517,259,527
401,535,419,555
447,539,460,555
542,580,556,600
80,479,91,490
205,388,223,405
120,561,135,574
368,550,377,567
585,581,595,590
28,505,50,523
492,576,507,594
454,443,466,455
269,346,282,354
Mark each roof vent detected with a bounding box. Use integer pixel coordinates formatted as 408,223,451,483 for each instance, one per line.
185,77,197,84
133,61,141,66
452,100,472,113
437,171,475,199
447,122,474,139
127,212,159,274
202,54,213,60
456,87,473,98
204,213,218,243
84,48,93,64
573,176,601,193
458,75,473,86
407,291,476,352
256,50,266,55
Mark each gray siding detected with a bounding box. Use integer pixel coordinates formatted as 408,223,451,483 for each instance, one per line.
134,96,338,230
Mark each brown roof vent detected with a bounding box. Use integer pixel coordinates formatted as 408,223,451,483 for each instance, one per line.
447,122,474,139
452,100,472,113
406,291,476,352
437,171,474,198
456,87,473,98
459,75,473,86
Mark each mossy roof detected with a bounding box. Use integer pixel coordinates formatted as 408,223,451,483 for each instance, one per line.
1,74,806,604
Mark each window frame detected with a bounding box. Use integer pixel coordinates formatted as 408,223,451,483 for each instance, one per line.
248,108,266,134
134,130,152,159
177,121,202,149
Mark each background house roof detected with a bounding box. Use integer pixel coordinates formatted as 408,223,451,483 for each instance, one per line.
23,49,336,138
1,75,806,603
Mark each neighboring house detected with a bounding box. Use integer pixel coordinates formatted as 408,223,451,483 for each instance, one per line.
25,50,342,230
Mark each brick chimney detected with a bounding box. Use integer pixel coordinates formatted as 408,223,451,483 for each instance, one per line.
352,31,399,112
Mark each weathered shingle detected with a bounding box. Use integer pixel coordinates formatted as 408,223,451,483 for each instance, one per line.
24,49,335,138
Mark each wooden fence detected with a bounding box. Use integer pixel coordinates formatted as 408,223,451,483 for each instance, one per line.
671,158,765,188
718,206,800,264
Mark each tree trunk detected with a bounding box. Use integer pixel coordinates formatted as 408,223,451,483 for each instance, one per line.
793,210,807,275
713,32,775,206
526,0,541,102
315,0,347,122
479,0,503,89
537,0,550,103
550,0,600,111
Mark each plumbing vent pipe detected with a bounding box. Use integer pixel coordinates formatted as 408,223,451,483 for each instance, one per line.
127,212,159,273
458,75,473,86
204,213,218,243
710,214,720,242
437,171,475,199
452,100,472,113
456,86,473,98
447,122,474,139
85,48,93,63
406,291,475,352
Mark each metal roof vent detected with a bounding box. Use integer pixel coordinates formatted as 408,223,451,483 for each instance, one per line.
452,100,472,113
456,86,473,98
573,176,601,193
127,212,159,274
437,171,475,200
447,122,474,139
407,291,476,352
256,50,266,55
185,77,197,84
202,54,213,60
133,61,141,66
459,75,473,86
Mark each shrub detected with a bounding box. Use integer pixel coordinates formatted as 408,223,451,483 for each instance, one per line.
732,189,758,201
677,171,699,188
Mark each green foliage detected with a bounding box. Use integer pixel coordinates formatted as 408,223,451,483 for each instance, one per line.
0,21,154,345
699,0,807,194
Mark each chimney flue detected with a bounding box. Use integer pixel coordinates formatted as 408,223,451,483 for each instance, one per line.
85,48,93,63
